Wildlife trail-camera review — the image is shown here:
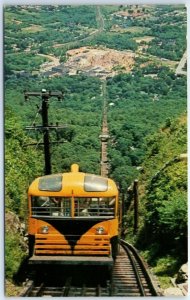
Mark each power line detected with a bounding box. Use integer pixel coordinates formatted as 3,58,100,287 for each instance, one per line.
24,89,65,175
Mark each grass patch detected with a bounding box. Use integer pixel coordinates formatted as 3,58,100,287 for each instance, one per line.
152,256,179,276
111,26,147,34
151,256,180,289
135,36,154,43
124,26,147,33
5,232,27,280
156,276,172,289
22,25,45,33
5,280,23,297
4,11,21,23
140,250,182,289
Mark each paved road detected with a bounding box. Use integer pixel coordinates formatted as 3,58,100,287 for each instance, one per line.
36,53,60,72
175,50,187,76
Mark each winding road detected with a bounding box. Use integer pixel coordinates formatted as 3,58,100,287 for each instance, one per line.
175,50,187,76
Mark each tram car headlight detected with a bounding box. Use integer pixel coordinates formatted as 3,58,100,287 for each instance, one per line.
96,226,106,235
39,226,49,234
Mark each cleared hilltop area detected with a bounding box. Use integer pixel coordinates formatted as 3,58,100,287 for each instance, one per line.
5,5,187,80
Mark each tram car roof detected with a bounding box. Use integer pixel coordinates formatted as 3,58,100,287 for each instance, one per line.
28,164,118,197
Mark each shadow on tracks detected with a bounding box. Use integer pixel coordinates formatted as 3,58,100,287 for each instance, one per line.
33,265,111,287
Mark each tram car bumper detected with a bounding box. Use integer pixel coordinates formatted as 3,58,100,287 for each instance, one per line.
28,255,113,266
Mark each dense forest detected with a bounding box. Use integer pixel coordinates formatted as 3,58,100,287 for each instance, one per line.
4,4,187,293
124,115,187,287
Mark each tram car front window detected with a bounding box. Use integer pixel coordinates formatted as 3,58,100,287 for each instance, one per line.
31,196,116,218
31,196,71,217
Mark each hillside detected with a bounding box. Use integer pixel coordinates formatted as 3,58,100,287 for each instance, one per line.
124,114,187,287
4,4,187,294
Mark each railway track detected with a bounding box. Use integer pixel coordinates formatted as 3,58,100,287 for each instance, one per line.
20,240,161,297
100,80,109,177
115,240,160,296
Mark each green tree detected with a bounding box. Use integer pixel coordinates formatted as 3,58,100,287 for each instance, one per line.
5,107,42,217
136,115,187,261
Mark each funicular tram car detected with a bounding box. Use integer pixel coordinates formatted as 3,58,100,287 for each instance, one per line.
28,164,119,265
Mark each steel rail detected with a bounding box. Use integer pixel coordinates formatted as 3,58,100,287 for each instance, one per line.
120,239,159,296
120,241,146,296
62,277,72,296
19,280,34,297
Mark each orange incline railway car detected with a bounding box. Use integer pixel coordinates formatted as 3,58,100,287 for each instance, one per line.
28,164,119,265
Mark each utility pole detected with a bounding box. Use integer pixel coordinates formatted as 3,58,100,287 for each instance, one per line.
24,89,64,175
133,179,139,234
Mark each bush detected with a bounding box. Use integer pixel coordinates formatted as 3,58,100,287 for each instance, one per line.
5,232,26,279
